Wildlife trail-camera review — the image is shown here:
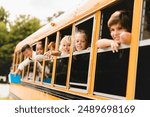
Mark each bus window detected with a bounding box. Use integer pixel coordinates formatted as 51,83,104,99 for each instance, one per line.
54,26,72,87
27,44,37,82
34,39,45,82
35,40,45,55
32,44,36,52
15,52,19,71
142,0,150,40
135,0,150,99
23,64,29,80
12,53,17,72
34,61,43,82
94,0,134,99
28,62,35,81
43,33,56,85
69,16,94,91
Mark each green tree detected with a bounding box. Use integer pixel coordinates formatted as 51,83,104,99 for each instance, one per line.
0,6,9,23
9,15,41,45
0,21,9,46
0,12,41,75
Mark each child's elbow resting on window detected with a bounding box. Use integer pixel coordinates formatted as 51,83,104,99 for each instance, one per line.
96,39,114,49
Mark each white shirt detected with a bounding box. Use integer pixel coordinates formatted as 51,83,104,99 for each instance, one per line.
18,51,44,71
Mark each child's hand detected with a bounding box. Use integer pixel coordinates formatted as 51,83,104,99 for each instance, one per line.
86,47,91,50
110,41,120,53
13,69,20,76
44,51,51,59
120,32,131,45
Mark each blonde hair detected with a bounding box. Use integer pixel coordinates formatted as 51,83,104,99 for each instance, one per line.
59,35,71,51
75,30,88,42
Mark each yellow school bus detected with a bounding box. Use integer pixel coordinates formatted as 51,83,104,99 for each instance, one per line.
10,0,150,100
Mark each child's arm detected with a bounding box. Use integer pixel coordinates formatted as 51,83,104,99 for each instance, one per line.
120,32,131,45
14,58,31,75
45,50,61,58
96,39,114,48
51,50,61,56
96,39,120,53
14,69,20,75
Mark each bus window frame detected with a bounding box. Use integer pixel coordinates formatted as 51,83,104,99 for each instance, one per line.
53,25,73,88
93,0,138,99
69,14,96,93
134,0,150,100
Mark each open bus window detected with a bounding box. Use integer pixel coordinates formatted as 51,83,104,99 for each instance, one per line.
43,33,56,85
23,64,29,80
35,39,45,55
28,61,34,81
34,61,43,82
94,0,134,98
19,53,23,79
15,52,20,71
30,39,45,82
43,61,53,84
135,0,150,100
141,0,150,40
54,26,72,87
69,16,94,91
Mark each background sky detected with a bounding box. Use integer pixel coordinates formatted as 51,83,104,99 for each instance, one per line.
0,0,88,24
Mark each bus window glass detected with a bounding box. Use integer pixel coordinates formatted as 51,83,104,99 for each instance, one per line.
43,33,56,85
54,26,72,87
34,39,45,82
70,16,94,91
135,0,150,99
142,0,150,40
94,0,134,98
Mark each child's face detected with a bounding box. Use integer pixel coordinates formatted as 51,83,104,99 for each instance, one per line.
75,33,87,51
61,41,70,54
23,49,32,58
110,23,127,42
36,44,44,55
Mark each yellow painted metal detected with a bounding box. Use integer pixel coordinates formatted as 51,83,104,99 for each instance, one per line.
51,31,60,87
66,24,75,90
41,37,48,85
126,0,143,100
88,11,101,95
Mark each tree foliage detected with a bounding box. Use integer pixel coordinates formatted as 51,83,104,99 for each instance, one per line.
0,7,41,75
0,6,9,23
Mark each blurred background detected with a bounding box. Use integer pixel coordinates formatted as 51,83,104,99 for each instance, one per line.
0,0,88,99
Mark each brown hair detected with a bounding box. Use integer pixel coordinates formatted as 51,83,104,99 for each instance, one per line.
108,10,132,32
21,44,31,52
48,41,55,50
75,29,89,48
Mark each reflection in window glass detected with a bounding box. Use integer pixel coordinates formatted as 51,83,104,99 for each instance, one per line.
54,57,69,86
70,53,90,89
94,49,129,97
135,46,150,99
43,60,53,84
143,0,150,39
